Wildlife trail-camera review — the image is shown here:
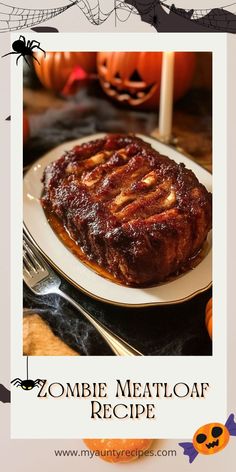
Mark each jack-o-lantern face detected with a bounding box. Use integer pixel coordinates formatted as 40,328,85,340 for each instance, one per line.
98,52,160,107
97,51,196,110
193,422,229,455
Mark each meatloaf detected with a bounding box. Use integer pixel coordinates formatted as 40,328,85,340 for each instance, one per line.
41,134,212,286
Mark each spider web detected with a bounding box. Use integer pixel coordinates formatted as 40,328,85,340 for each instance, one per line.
125,1,236,32
0,1,75,32
2,0,235,33
159,1,236,31
0,1,138,31
73,1,138,25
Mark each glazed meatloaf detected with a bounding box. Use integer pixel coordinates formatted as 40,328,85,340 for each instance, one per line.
42,134,212,286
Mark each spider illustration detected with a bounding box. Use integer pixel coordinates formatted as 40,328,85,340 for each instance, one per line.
1,35,46,66
11,378,44,390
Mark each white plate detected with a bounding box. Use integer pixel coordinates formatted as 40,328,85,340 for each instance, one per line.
23,133,212,307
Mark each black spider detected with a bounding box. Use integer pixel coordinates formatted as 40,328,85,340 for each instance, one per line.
11,378,44,390
1,35,46,66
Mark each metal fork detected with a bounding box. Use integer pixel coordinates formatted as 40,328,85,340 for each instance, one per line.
23,232,142,356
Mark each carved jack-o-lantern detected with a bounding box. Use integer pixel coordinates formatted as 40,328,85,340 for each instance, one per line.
193,422,229,455
97,52,196,110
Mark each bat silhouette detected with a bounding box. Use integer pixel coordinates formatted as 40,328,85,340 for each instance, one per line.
0,383,11,403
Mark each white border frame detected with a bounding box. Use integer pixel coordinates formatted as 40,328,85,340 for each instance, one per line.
11,33,227,439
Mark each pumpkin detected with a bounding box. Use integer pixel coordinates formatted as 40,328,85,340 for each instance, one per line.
205,297,212,338
193,422,229,455
83,439,153,463
97,51,196,110
23,112,30,144
34,52,97,93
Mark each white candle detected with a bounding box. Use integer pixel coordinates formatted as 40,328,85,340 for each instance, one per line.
159,51,175,143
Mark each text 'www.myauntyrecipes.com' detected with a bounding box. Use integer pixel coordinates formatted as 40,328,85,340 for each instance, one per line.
53,448,177,459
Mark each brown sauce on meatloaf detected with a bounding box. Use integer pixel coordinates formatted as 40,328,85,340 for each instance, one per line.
41,134,212,287
44,207,210,288
44,208,121,284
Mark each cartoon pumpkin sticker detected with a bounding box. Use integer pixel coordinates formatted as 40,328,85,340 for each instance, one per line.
193,423,229,455
179,414,236,463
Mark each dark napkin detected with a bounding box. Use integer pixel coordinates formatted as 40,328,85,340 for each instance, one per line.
24,282,212,356
23,83,212,356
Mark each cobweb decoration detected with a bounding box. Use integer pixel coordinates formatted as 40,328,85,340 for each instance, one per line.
73,0,111,25
2,0,235,33
161,1,236,18
190,2,236,19
160,1,236,32
0,0,138,31
0,1,75,32
73,0,138,25
114,1,139,23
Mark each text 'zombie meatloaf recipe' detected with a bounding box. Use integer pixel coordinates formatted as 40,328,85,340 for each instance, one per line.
41,134,212,287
